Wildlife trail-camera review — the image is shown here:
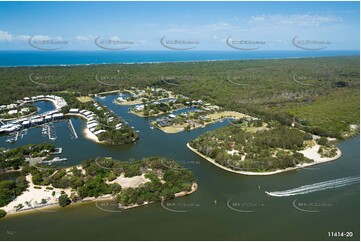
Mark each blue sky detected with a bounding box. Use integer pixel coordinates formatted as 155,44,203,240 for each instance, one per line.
0,1,359,50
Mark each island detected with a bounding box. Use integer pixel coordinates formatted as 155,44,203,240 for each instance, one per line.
188,119,341,175
0,143,197,218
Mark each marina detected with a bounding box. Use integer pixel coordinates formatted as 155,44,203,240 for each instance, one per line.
0,93,358,240
0,95,66,134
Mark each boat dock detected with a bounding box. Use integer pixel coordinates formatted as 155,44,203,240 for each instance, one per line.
41,123,57,140
48,123,57,140
41,157,68,165
67,119,78,139
51,147,63,154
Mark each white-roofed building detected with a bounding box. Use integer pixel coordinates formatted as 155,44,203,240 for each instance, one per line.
94,130,106,135
88,123,99,129
69,108,79,113
52,113,64,119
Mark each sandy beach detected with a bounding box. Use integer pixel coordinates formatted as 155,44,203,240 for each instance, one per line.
83,127,102,143
187,143,341,176
1,168,198,217
1,174,72,215
175,182,198,198
107,174,150,188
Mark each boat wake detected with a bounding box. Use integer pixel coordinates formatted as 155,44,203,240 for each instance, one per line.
265,176,360,197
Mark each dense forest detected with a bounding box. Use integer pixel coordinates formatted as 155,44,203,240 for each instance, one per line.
0,56,358,138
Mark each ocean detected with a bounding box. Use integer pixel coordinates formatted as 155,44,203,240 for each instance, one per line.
0,50,359,67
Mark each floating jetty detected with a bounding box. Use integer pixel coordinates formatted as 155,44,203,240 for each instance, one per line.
5,129,26,143
41,123,57,140
67,119,78,139
41,157,68,165
47,123,57,140
51,147,63,154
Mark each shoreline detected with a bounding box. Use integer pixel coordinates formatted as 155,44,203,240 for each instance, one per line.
94,90,121,95
187,143,342,176
0,52,359,68
23,98,61,110
1,98,59,121
114,95,176,107
2,182,198,218
156,114,247,134
1,110,37,122
118,182,198,210
130,106,195,118
156,119,224,134
65,113,104,144
2,194,115,219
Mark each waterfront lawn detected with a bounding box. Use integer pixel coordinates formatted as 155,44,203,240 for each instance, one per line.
76,96,93,103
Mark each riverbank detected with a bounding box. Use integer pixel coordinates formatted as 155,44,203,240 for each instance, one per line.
0,174,72,215
156,111,250,134
1,110,37,122
119,182,198,210
22,98,63,110
1,170,198,218
114,93,176,107
187,143,342,176
95,90,122,96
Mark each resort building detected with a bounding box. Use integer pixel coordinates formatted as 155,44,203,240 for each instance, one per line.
69,108,79,113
